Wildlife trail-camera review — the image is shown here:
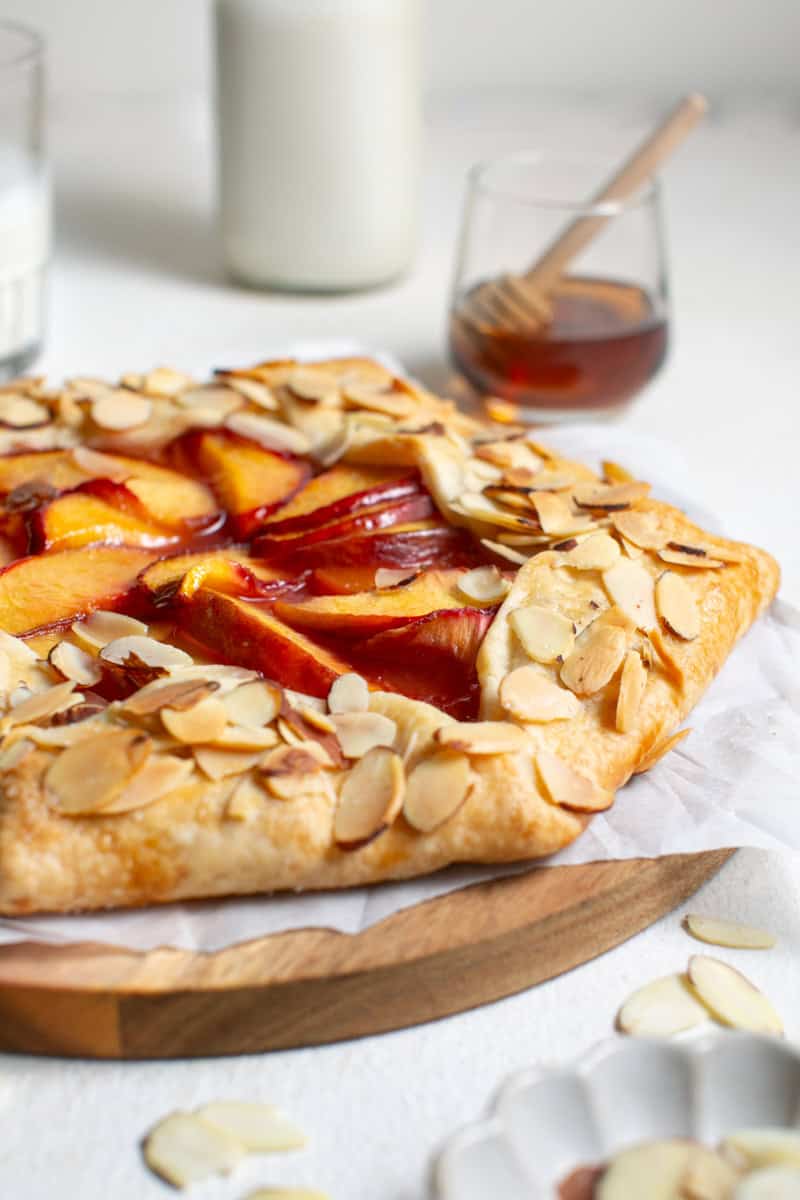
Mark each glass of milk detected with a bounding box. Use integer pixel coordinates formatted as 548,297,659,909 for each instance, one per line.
0,23,50,379
215,0,421,292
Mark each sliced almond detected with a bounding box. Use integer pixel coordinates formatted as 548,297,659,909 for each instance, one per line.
611,508,668,550
459,491,540,533
164,663,259,693
222,375,278,411
634,727,690,773
602,558,658,631
71,610,149,651
5,681,81,729
121,678,218,717
195,1100,306,1152
328,672,369,715
48,641,103,687
483,485,537,512
0,394,50,428
480,538,528,566
0,629,37,668
731,1166,800,1198
616,972,710,1037
161,695,228,744
596,1140,699,1200
403,751,472,832
687,955,783,1035
313,421,351,468
288,367,340,405
616,649,648,733
560,624,627,696
647,626,686,686
531,492,594,536
91,391,153,431
536,750,612,811
564,531,621,571
12,719,104,749
573,480,651,511
222,680,282,729
0,737,34,768
100,635,193,671
175,385,243,417
244,1190,331,1200
211,724,279,751
620,535,644,559
342,384,414,418
300,706,336,734
475,438,541,473
659,547,724,569
138,366,194,397
434,721,527,756
499,666,581,723
260,743,328,777
685,915,776,951
721,1130,800,1171
45,728,152,814
226,410,311,455
283,689,326,714
331,711,397,759
374,567,417,589
656,571,700,640
143,1111,244,1189
601,459,636,484
193,746,263,781
276,716,307,748
457,565,511,604
334,746,405,846
510,604,576,664
102,753,193,814
225,777,264,821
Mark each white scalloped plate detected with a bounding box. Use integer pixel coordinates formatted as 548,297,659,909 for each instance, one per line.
433,1033,800,1198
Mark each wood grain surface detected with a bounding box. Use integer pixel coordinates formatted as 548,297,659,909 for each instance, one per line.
0,850,733,1059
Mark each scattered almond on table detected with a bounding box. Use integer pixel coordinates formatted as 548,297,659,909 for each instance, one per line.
684,914,777,950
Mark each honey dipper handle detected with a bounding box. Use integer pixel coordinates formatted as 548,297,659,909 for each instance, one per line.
524,93,708,296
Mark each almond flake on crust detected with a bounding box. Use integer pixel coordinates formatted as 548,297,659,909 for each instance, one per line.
48,642,103,687
45,728,152,814
4,680,79,728
616,649,648,733
656,570,700,640
100,635,193,672
334,746,405,846
403,750,472,832
211,725,279,751
161,695,228,744
328,673,369,715
217,374,278,411
225,777,265,821
535,750,612,812
226,410,311,455
480,538,528,565
0,394,50,428
563,531,621,571
560,624,628,697
193,746,263,781
611,508,669,550
602,558,658,631
288,367,341,405
222,680,282,729
509,604,576,664
499,666,581,723
457,565,510,604
434,721,527,756
331,711,397,759
101,753,194,814
531,492,594,536
659,546,725,569
121,678,219,717
572,481,651,511
634,727,690,773
72,610,149,651
91,391,153,431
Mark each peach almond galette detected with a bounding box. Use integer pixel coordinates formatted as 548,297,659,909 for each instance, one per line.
0,359,778,913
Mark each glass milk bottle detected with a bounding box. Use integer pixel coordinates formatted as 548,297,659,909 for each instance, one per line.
215,0,421,291
0,23,50,378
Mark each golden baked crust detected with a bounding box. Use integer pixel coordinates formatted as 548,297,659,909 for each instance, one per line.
0,358,779,914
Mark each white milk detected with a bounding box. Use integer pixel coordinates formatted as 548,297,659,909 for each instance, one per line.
215,0,422,291
0,147,50,370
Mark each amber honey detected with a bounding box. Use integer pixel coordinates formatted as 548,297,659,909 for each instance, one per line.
449,276,668,417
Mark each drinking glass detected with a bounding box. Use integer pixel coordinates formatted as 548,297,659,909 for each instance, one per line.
0,22,49,380
448,151,670,421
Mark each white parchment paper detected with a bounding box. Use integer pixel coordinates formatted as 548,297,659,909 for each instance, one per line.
0,381,797,952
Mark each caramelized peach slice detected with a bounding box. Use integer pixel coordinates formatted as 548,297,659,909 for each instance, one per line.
29,487,179,553
269,522,477,571
309,565,382,595
139,550,294,604
273,569,491,637
173,430,309,536
0,546,157,636
177,588,354,697
253,493,434,558
261,464,420,535
360,607,493,667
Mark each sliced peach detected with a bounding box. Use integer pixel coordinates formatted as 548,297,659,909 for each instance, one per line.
29,487,180,553
269,521,478,571
274,568,489,637
0,450,86,494
171,430,310,536
139,550,295,605
177,588,354,696
309,565,382,595
261,464,420,535
0,546,158,636
253,493,434,558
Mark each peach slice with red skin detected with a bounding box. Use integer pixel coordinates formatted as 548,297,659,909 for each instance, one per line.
252,493,434,558
28,485,182,553
138,550,297,606
170,430,310,537
0,545,158,636
273,569,492,638
309,565,384,595
176,587,354,697
260,463,421,535
259,520,476,572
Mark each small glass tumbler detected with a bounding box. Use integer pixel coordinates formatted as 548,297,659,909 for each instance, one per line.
448,152,670,421
0,23,49,380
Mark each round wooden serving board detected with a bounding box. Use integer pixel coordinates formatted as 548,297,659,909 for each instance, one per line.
0,850,732,1059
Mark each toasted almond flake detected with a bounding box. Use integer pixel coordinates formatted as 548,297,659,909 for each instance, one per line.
602,558,658,631
211,724,279,751
288,367,340,405
731,1166,800,1197
226,410,311,455
71,446,131,482
283,689,326,714
0,394,50,427
659,547,725,569
8,683,32,707
0,629,37,668
564,531,621,570
193,746,263,781
342,384,414,418
403,750,472,832
721,1130,800,1171
164,663,259,693
434,720,527,756
459,491,540,532
616,649,648,733
499,666,581,723
531,492,593,536
122,678,218,717
334,746,404,845
687,955,783,1034
17,719,106,748
573,480,651,511
616,972,710,1037
331,711,397,758
536,750,612,811
374,567,418,589
313,421,351,467
620,535,644,559
195,1100,306,1152
175,385,243,416
222,680,282,729
482,485,535,512
91,391,153,431
100,635,193,671
601,459,636,484
647,626,686,686
328,673,369,715
225,776,264,821
685,914,776,951
260,743,328,776
656,571,701,640
143,1111,243,1189
300,706,336,734
634,727,690,773
247,761,322,797
457,565,510,604
611,508,669,550
48,641,103,686
138,366,195,397
4,680,78,728
223,376,278,410
475,438,541,473
510,604,576,665
596,1140,699,1200
245,1190,331,1200
161,695,228,744
560,624,628,696
480,537,529,565
45,728,152,814
102,753,193,814
0,737,34,769
484,397,520,424
72,610,149,651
